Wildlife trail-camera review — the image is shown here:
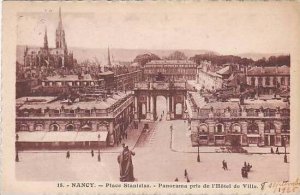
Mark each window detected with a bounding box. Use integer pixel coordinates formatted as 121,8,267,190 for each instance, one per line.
247,122,259,134
281,77,285,85
215,124,224,133
258,77,263,86
66,124,75,131
19,124,29,131
232,124,241,133
265,77,270,85
251,77,255,86
198,124,208,133
264,121,275,133
282,120,290,133
273,77,277,86
35,124,43,131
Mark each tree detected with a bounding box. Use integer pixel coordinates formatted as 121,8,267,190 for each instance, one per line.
167,51,187,60
133,53,160,66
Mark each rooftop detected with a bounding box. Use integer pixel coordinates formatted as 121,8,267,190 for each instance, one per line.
145,60,197,66
18,91,132,111
247,65,290,76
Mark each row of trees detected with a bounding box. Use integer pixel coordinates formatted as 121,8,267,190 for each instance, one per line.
133,50,290,67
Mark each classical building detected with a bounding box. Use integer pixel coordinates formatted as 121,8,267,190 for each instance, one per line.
196,61,223,90
23,8,74,69
144,60,198,81
39,74,105,95
16,92,134,150
246,66,290,96
98,67,143,91
186,92,290,147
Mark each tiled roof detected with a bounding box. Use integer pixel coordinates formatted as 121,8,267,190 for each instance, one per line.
45,74,93,81
247,65,290,76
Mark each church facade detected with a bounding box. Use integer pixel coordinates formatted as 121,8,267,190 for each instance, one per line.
23,8,74,69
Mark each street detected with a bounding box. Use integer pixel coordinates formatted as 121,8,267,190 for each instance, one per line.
16,119,289,182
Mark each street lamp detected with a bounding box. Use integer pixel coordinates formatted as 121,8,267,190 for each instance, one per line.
197,127,200,162
283,136,287,163
98,134,101,162
15,134,19,162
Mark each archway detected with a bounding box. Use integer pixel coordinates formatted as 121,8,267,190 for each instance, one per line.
155,95,167,121
50,124,60,131
174,103,183,118
66,124,75,131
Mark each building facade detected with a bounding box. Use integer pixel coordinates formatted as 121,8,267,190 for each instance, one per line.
186,92,290,147
196,61,223,91
23,8,74,69
16,92,134,150
144,60,197,81
246,66,290,95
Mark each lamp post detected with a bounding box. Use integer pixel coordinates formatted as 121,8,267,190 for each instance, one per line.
98,134,101,162
15,134,19,162
284,136,287,163
197,127,200,162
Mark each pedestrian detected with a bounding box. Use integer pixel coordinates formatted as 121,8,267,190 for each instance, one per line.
91,150,94,157
184,169,188,177
276,147,279,154
271,147,274,154
222,160,226,170
224,161,228,170
247,163,252,172
66,151,70,159
187,177,190,182
174,178,179,182
244,161,247,168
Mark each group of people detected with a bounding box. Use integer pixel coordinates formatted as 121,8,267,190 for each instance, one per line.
174,169,190,182
271,147,280,154
241,161,252,178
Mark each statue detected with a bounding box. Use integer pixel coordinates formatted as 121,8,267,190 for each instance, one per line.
117,145,135,182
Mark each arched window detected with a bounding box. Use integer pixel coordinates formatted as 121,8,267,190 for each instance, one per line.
248,122,259,134
19,124,29,131
50,124,60,131
232,123,241,133
66,124,75,131
198,124,208,133
35,124,43,131
264,121,275,133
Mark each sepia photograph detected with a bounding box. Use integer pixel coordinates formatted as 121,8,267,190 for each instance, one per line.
2,1,300,195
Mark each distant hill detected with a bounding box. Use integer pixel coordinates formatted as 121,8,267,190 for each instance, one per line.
237,52,289,61
16,45,288,65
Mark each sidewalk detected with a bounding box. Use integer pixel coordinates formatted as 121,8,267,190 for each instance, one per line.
20,120,152,154
171,120,290,154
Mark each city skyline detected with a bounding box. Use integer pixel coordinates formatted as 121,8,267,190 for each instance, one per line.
16,3,297,55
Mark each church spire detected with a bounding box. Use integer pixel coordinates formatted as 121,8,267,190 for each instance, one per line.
58,7,63,30
44,27,48,49
56,7,67,50
107,47,112,66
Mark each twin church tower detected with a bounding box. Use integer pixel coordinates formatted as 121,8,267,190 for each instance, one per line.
24,8,74,68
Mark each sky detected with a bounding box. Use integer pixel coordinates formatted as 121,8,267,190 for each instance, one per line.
16,3,298,55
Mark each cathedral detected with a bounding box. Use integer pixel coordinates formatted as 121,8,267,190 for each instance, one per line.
23,8,74,69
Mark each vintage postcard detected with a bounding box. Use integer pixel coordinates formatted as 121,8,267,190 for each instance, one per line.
1,1,300,195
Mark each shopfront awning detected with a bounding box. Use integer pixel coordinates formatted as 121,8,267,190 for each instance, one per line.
17,131,47,142
17,131,108,142
42,131,78,142
75,131,108,142
247,134,260,137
